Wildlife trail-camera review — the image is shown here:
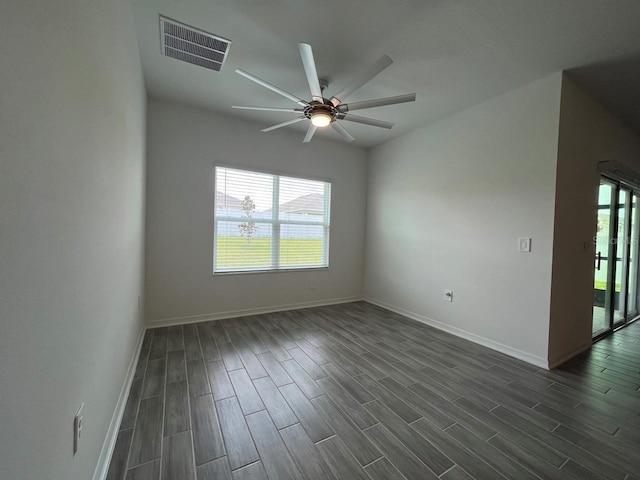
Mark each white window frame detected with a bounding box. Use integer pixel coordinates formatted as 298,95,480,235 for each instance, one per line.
213,166,331,274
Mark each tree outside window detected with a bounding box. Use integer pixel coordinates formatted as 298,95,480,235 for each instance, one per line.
238,195,258,242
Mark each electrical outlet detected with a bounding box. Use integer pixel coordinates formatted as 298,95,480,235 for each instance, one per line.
73,403,84,455
308,279,316,290
444,290,453,302
138,295,142,310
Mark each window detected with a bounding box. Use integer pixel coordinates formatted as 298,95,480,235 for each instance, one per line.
214,166,331,273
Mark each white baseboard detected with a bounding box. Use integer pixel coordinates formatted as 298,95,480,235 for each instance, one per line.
548,342,591,369
146,296,364,328
364,296,550,370
92,327,146,480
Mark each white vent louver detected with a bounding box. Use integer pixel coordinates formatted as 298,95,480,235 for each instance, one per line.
160,16,230,72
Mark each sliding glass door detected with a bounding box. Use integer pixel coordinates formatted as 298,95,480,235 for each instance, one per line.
593,180,615,338
593,178,640,339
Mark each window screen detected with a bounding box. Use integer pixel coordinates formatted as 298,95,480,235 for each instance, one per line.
214,166,331,273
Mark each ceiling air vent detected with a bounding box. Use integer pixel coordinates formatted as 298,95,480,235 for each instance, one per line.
159,16,230,72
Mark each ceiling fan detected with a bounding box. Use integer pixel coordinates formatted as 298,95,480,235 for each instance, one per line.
232,43,416,143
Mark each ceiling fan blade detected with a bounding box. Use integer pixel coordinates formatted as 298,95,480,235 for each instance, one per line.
236,69,308,107
261,116,307,132
232,106,303,113
303,124,317,143
330,54,393,106
298,43,323,102
337,93,416,113
331,122,355,142
339,113,394,129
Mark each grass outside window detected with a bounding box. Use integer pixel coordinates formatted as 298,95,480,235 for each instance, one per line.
216,237,324,270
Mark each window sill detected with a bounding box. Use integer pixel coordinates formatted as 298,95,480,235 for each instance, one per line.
213,266,329,276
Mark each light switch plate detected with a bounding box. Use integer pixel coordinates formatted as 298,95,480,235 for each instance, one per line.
518,237,531,252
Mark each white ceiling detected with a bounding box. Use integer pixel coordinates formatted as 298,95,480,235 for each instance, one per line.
130,0,640,148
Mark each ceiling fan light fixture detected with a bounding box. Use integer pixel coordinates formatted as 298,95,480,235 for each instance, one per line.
311,112,332,127
233,42,416,142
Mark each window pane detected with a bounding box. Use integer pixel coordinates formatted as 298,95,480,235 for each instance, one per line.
280,224,328,268
214,166,330,273
279,175,328,223
215,221,273,271
216,167,273,216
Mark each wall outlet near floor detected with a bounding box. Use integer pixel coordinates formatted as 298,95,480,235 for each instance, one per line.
138,295,142,310
444,290,453,302
308,279,316,289
73,403,84,456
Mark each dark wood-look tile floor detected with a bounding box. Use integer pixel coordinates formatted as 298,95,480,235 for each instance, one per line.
106,302,640,480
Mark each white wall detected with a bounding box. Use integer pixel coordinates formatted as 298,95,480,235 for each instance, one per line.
364,74,563,367
548,74,640,366
0,1,146,479
145,98,367,324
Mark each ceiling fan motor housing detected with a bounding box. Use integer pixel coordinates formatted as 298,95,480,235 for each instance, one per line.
304,101,337,122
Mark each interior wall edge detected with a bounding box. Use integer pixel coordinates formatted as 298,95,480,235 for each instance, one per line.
547,341,592,370
364,296,550,370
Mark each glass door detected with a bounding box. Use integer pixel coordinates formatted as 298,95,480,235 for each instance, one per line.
593,178,640,340
593,180,615,338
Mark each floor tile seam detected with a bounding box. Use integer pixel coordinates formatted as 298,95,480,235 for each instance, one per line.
194,324,232,471
365,421,445,478
183,328,201,479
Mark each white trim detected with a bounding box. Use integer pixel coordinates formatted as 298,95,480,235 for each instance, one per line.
146,296,363,328
272,175,280,269
92,327,146,480
547,342,592,369
213,266,329,276
363,296,550,370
